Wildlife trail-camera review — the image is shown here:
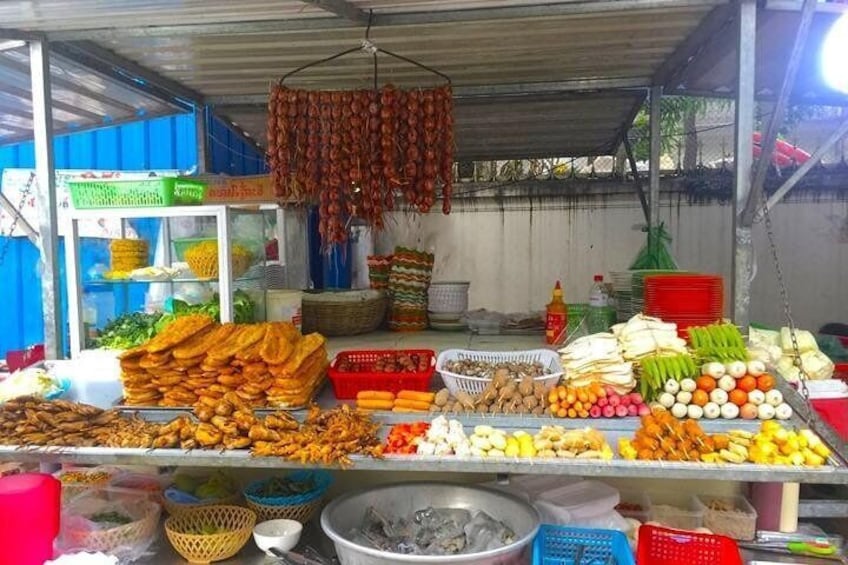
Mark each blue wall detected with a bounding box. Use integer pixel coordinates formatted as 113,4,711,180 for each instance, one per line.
0,111,267,358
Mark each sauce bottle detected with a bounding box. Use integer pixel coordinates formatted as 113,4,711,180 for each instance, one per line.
545,280,568,345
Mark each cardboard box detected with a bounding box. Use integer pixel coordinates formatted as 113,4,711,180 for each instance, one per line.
200,174,276,203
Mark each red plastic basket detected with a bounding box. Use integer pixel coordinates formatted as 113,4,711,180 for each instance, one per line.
637,525,743,565
327,349,436,399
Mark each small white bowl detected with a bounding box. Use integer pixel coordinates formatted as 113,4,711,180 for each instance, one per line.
253,519,303,555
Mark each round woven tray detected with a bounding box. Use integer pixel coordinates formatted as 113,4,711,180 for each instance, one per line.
246,496,323,523
65,500,160,555
186,253,251,280
301,290,387,336
165,505,255,564
163,492,241,516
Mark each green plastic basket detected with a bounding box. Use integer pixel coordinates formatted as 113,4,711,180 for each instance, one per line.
68,177,207,209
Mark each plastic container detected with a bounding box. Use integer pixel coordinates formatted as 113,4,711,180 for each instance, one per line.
436,349,564,396
327,350,435,399
266,290,303,330
637,525,743,565
617,490,651,523
68,177,206,209
534,481,620,525
533,525,635,565
0,473,61,565
47,351,122,409
428,282,471,314
807,379,848,441
695,495,757,541
648,497,704,531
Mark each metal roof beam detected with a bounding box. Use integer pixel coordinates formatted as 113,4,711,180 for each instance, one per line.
0,28,44,42
1,83,103,121
765,0,848,13
300,0,368,24
654,4,735,87
741,0,817,226
49,1,722,41
49,41,204,110
208,79,648,107
0,52,137,115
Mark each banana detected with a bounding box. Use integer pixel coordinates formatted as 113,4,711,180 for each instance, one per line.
729,430,754,440
719,449,746,464
729,437,751,447
729,443,749,459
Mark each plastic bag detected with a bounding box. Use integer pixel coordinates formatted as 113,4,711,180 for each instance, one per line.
58,487,160,563
629,223,678,270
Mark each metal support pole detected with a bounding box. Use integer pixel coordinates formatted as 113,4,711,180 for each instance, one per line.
196,105,210,174
742,0,817,226
30,39,63,359
732,0,757,329
761,117,848,215
649,86,662,228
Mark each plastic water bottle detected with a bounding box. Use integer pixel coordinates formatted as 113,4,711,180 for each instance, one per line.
588,275,610,333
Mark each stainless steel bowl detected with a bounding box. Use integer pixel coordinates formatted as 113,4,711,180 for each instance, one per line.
320,482,540,565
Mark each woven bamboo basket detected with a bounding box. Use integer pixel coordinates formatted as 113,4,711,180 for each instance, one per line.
64,500,160,555
301,290,387,336
186,253,251,280
246,497,323,523
165,505,256,564
163,491,241,516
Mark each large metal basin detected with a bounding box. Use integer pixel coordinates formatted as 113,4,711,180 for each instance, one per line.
320,482,540,565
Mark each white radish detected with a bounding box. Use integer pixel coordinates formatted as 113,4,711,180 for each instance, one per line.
680,378,697,393
721,403,740,419
726,361,747,379
703,362,726,379
718,375,737,392
687,404,704,419
746,360,766,377
710,389,729,406
664,380,681,395
748,389,766,406
758,404,776,420
765,390,783,407
658,392,676,409
703,402,721,419
775,403,793,420
671,403,688,419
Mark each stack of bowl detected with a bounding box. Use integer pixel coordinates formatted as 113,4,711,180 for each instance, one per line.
428,281,470,331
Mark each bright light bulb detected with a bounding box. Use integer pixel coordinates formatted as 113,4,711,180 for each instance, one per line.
822,13,848,94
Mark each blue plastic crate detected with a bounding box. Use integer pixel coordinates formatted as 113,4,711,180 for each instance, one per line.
533,525,635,565
244,470,332,507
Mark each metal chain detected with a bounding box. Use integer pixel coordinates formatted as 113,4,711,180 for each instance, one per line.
759,197,816,426
0,172,36,268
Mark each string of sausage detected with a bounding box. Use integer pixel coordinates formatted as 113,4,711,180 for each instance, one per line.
268,84,455,244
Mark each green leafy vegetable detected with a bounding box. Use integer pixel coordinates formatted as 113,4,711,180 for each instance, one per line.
95,312,163,349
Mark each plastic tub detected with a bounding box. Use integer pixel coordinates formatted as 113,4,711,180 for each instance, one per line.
696,495,757,541
535,481,620,525
617,490,651,523
0,473,61,565
637,525,743,565
648,497,704,531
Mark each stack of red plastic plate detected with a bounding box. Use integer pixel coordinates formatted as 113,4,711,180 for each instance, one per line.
644,274,724,336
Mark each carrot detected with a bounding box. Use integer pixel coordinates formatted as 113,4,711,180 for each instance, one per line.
392,406,428,413
397,390,435,403
356,390,395,401
355,399,394,410
393,398,432,411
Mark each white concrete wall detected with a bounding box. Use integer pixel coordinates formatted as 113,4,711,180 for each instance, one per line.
377,192,848,331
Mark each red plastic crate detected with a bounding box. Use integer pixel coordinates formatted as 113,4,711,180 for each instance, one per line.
835,362,848,383
328,349,435,399
637,525,743,565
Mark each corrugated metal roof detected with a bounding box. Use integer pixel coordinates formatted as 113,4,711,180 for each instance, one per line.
220,90,644,161
0,0,724,158
94,6,711,95
0,1,325,30
0,46,184,143
668,8,848,104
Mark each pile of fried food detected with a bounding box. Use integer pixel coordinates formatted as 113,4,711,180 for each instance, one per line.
159,392,383,466
0,397,164,448
0,394,383,467
120,315,328,408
